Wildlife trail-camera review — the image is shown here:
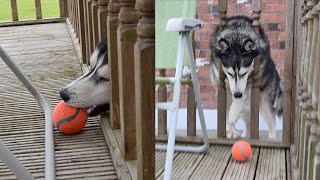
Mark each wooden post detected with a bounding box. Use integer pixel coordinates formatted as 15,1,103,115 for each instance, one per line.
35,0,42,19
10,0,18,21
98,0,109,41
83,0,90,64
298,1,308,172
306,3,320,179
283,0,296,145
117,0,139,160
217,0,227,138
187,83,196,136
135,0,155,178
250,0,261,140
158,69,167,136
300,3,314,179
86,0,94,59
59,0,68,17
92,0,100,48
107,0,121,129
78,0,87,64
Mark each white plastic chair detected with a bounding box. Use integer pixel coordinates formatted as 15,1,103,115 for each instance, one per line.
155,18,209,180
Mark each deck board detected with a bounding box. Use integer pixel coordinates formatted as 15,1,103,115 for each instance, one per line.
0,23,117,179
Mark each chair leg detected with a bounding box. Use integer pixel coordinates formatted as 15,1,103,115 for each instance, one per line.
157,32,209,180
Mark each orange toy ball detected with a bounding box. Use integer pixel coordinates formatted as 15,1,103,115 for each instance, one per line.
53,101,87,134
232,140,252,162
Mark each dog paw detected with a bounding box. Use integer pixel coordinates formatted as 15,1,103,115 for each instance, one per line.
226,128,241,139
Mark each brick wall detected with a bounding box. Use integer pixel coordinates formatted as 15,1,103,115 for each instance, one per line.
157,0,287,109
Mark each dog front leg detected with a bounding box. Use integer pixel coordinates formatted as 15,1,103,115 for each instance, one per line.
226,97,246,139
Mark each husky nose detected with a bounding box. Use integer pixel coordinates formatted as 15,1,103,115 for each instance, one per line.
234,92,242,99
59,89,70,102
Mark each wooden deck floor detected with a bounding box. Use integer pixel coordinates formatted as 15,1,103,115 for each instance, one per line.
0,23,117,179
109,127,291,180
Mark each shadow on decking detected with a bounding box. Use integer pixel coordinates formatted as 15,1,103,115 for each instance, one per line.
0,23,117,179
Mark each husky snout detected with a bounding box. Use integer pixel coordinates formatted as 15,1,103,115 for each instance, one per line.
234,92,242,99
59,88,70,102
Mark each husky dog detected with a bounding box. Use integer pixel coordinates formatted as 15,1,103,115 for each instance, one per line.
210,16,283,139
59,38,110,117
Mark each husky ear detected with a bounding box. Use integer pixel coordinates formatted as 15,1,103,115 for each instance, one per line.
243,40,257,52
217,39,229,51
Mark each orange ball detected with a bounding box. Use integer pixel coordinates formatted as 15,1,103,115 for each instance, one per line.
53,101,87,134
232,140,252,162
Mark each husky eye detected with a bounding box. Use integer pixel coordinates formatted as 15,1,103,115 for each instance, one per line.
227,72,234,78
100,76,109,81
239,72,248,78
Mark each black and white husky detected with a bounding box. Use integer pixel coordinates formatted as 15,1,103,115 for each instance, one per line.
210,16,283,139
59,38,110,117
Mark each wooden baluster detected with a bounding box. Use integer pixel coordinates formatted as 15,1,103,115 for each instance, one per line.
59,0,68,17
135,0,155,178
107,0,121,129
314,142,320,179
217,0,227,138
98,0,109,41
35,0,42,19
86,0,94,60
298,0,308,171
283,0,296,145
250,0,261,140
301,2,314,179
117,0,139,160
92,0,100,48
187,81,196,136
307,1,320,179
292,0,306,170
78,0,87,64
158,69,167,136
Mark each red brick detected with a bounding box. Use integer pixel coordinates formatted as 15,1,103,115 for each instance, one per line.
266,32,279,41
196,42,211,49
239,4,252,13
200,32,213,41
279,32,286,40
197,5,210,14
274,59,285,68
200,23,211,32
198,14,214,22
278,23,286,31
260,13,281,22
271,42,280,49
279,51,286,60
271,51,278,60
201,93,214,101
198,66,210,74
263,4,286,13
198,76,211,84
199,50,211,58
200,85,215,92
227,4,238,14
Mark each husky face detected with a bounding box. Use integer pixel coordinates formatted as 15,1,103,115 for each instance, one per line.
211,16,266,99
60,39,109,116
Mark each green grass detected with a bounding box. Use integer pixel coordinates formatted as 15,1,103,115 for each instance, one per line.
0,0,60,22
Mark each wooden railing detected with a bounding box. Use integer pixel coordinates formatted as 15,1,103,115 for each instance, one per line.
65,0,155,178
291,0,320,179
0,0,67,26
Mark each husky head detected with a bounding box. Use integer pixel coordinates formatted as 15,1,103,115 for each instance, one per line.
59,38,109,116
210,16,269,99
